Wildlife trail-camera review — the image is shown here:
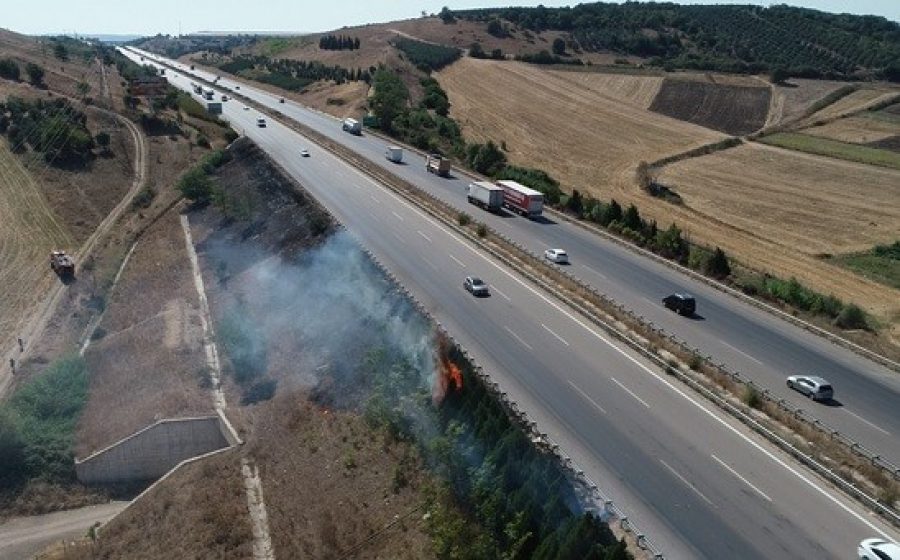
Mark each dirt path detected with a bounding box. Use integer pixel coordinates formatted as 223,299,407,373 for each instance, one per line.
0,114,147,399
0,501,128,560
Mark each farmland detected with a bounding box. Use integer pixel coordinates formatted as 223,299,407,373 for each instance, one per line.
439,58,900,323
659,143,900,317
758,132,900,170
650,79,770,135
803,115,900,144
799,88,900,126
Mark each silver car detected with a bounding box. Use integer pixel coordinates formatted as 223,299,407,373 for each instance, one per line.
464,276,490,297
786,375,834,401
859,538,900,560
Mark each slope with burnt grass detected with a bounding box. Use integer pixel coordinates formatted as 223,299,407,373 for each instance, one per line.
649,78,771,136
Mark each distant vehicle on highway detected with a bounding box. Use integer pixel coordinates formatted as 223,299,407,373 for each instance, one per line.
498,180,543,218
385,146,403,163
786,375,834,402
279,98,285,103
300,149,309,157
662,293,696,316
342,117,362,135
256,117,266,128
221,94,228,101
464,276,490,297
467,181,503,213
235,85,240,90
425,153,451,177
544,249,569,264
858,538,900,560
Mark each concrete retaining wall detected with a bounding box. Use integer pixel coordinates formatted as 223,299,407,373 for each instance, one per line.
75,416,230,484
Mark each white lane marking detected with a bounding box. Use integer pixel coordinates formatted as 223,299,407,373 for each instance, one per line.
844,409,891,436
610,377,650,409
581,263,608,280
417,230,432,243
370,194,380,203
449,254,466,268
659,459,715,506
721,341,764,366
541,323,570,346
711,454,772,502
504,326,534,351
391,211,404,222
492,286,511,301
567,380,607,415
228,75,890,538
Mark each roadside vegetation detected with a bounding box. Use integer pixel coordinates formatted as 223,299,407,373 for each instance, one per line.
211,54,371,91
0,356,94,513
757,132,900,170
831,241,900,291
393,37,460,72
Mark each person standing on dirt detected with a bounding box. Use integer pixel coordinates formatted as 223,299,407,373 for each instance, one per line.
18,337,24,352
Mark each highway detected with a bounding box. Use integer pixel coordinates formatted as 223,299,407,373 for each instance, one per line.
122,48,900,558
131,48,900,470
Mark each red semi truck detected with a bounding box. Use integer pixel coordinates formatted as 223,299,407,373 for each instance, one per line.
497,180,544,218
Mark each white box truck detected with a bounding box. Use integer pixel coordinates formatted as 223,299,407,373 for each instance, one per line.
342,118,362,135
385,146,403,163
467,182,504,213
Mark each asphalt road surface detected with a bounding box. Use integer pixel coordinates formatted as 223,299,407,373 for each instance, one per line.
124,49,900,558
132,49,900,471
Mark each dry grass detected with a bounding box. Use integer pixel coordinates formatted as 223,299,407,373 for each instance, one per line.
76,208,213,457
766,78,849,126
800,87,900,126
543,69,663,109
246,393,436,560
438,58,900,329
438,57,723,189
660,143,900,317
802,115,900,144
54,451,253,560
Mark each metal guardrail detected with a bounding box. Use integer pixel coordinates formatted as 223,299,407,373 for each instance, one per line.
130,47,899,538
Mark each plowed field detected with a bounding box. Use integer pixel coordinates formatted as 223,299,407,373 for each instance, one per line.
650,79,770,135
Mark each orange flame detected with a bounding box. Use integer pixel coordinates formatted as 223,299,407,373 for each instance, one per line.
432,333,464,405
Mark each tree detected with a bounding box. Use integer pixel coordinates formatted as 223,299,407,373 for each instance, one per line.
0,58,20,81
487,19,506,38
565,189,583,216
439,6,456,24
466,141,507,175
707,247,731,278
53,42,68,61
552,37,566,55
25,63,44,86
600,199,622,226
834,303,868,330
95,132,111,154
769,66,789,84
469,42,486,59
369,69,409,133
622,204,642,231
178,167,214,202
76,81,91,97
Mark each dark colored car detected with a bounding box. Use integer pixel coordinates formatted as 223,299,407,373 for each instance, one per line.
662,293,696,316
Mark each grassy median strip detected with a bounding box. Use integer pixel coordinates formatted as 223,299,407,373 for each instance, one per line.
758,132,900,170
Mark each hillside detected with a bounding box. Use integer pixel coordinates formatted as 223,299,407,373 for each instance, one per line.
450,3,900,79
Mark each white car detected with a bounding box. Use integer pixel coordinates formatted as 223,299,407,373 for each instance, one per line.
243,106,249,111
786,375,834,402
859,538,900,560
300,149,310,157
544,248,569,264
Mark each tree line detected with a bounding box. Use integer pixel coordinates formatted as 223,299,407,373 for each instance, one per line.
0,97,96,166
318,34,360,51
393,37,461,72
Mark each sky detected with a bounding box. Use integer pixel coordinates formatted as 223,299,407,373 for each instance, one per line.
4,0,898,36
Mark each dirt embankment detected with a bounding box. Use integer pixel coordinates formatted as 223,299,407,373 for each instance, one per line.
650,78,771,136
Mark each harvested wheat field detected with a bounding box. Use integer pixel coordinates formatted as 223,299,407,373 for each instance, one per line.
766,78,849,127
660,143,900,317
0,142,73,368
543,68,664,109
802,115,900,144
77,208,212,458
439,58,723,191
800,87,900,126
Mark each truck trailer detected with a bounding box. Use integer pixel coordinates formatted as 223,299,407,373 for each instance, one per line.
467,182,504,213
497,180,544,217
385,146,403,163
425,154,451,177
342,118,362,135
202,88,215,101
206,102,223,114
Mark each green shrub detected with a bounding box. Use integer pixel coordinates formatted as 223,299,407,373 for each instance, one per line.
476,224,488,238
834,303,868,330
458,213,471,226
743,385,762,409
